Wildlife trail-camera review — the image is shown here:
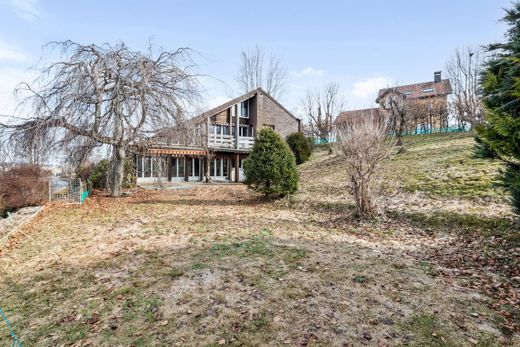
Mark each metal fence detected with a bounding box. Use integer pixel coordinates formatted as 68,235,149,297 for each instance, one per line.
48,178,92,203
314,126,471,144
401,126,470,136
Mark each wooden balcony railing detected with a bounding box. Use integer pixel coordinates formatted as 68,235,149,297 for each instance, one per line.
208,134,254,150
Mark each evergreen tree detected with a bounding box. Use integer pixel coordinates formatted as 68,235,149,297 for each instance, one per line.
244,128,299,196
476,2,520,214
286,132,312,164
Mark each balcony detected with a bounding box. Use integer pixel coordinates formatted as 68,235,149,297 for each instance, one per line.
208,134,254,150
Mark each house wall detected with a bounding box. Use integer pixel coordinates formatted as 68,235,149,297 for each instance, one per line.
256,92,299,139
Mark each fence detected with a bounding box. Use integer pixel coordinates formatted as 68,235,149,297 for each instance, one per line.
401,126,470,136
314,126,471,144
48,178,92,204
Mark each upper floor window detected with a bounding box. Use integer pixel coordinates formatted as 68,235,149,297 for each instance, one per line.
404,91,412,96
240,99,250,118
422,88,434,94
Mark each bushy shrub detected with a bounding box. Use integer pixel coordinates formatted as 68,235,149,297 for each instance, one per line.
89,160,109,188
244,128,299,196
0,164,49,216
286,132,312,165
89,158,136,189
123,158,137,189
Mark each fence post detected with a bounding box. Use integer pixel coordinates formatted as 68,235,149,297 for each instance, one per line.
48,179,52,203
79,179,83,204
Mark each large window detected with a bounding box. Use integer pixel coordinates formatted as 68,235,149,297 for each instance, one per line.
144,156,151,177
178,157,185,177
137,155,143,177
239,125,252,137
240,99,250,118
194,158,200,177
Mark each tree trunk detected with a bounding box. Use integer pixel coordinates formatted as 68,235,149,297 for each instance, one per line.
110,145,126,197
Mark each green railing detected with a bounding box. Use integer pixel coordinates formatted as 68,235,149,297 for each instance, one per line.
0,306,22,347
402,126,470,136
80,180,93,204
314,126,471,144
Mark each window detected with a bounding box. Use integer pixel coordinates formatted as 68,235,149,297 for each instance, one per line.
222,125,230,135
239,126,251,137
137,155,143,177
223,159,228,178
404,91,412,96
263,124,275,130
178,157,185,177
216,159,222,176
144,156,151,177
193,158,200,177
240,99,250,118
422,88,434,93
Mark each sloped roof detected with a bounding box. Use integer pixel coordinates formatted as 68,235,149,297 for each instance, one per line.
377,79,452,102
190,87,300,124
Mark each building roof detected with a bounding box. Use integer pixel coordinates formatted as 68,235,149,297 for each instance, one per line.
336,108,380,125
190,87,300,124
377,79,452,102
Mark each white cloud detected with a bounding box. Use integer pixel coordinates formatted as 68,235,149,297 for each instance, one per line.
352,77,391,98
0,38,27,62
1,0,41,22
293,66,325,77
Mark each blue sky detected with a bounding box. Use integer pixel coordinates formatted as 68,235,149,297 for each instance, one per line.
0,0,512,117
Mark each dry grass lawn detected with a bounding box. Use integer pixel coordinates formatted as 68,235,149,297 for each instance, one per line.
0,132,518,346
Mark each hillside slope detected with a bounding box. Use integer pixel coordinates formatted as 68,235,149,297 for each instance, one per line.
298,132,512,220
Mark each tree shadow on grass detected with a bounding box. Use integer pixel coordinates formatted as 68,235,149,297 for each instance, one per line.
387,209,519,243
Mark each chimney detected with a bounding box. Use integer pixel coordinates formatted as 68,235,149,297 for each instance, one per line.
434,71,441,83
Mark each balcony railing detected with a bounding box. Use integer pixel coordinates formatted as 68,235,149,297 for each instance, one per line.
208,134,254,150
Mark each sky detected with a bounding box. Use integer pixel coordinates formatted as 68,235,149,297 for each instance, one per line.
0,0,513,119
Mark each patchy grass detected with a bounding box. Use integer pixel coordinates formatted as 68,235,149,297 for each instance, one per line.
0,132,518,345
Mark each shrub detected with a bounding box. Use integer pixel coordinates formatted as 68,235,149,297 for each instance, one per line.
286,132,312,165
0,164,49,216
89,160,109,189
89,158,136,190
244,128,299,196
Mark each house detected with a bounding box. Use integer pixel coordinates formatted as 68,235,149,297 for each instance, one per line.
335,108,381,127
134,88,301,184
338,72,453,132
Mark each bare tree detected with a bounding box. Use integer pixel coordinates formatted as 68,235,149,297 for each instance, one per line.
379,89,409,148
236,45,286,98
446,46,485,129
0,41,201,197
337,110,396,217
304,82,343,142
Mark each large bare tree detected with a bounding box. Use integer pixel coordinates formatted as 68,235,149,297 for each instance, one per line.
303,82,343,142
446,46,485,129
0,41,201,197
337,110,396,217
236,45,286,98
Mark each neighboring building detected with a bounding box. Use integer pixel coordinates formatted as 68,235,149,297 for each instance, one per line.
376,71,452,103
134,88,301,184
336,108,381,127
338,72,453,132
